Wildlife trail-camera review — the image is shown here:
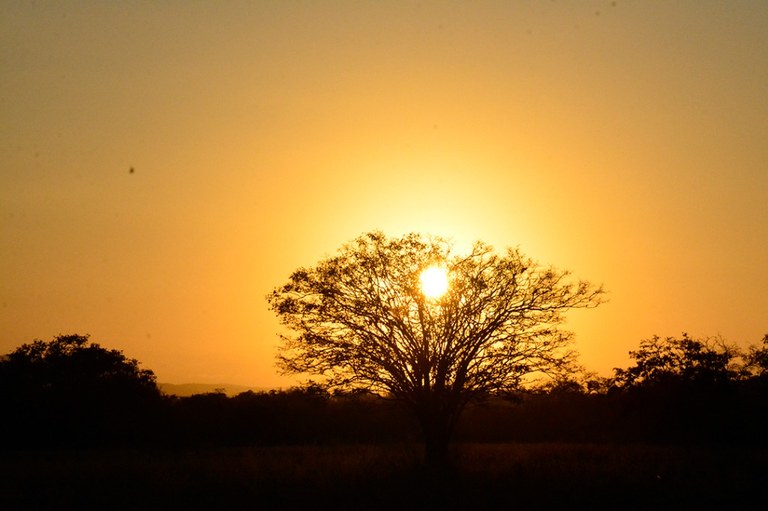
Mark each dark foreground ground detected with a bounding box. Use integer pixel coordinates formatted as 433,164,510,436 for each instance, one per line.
2,442,766,510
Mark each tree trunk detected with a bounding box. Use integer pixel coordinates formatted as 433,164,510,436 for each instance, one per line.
423,421,451,466
417,399,460,467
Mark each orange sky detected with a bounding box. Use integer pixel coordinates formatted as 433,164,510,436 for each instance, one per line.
2,1,767,388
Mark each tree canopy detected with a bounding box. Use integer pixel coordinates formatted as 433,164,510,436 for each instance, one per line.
0,333,158,397
612,333,742,388
0,334,161,447
268,231,604,461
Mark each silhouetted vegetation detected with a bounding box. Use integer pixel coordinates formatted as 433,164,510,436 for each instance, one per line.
0,334,162,448
161,386,416,448
2,332,768,451
604,333,768,444
2,332,768,508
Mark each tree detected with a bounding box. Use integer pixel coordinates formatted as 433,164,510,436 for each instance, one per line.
268,231,604,463
612,333,741,389
0,334,160,446
609,334,751,443
744,334,768,379
0,333,158,394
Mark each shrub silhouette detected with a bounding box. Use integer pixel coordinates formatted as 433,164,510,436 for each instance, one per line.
3,331,765,451
612,333,741,389
606,334,768,443
0,334,161,448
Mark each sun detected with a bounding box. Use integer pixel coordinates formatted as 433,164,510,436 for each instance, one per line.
420,266,449,299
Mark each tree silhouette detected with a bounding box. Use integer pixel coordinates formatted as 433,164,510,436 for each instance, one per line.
0,334,160,447
268,231,604,463
612,333,741,388
744,334,768,379
1,333,158,393
609,334,754,443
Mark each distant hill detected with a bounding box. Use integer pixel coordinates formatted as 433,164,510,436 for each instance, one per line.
159,383,270,397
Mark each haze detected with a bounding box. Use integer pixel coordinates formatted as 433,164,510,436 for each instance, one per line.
2,1,767,388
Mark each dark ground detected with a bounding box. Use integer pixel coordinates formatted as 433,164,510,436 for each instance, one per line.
3,442,766,510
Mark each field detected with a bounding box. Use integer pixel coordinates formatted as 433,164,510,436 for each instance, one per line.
3,442,766,510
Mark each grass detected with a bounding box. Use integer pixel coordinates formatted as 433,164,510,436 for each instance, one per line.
2,442,766,510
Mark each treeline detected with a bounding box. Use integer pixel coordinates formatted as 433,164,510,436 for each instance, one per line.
471,332,768,444
458,381,767,444
0,335,417,449
2,333,767,450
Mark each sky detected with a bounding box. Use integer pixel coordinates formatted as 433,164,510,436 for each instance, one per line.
2,1,767,388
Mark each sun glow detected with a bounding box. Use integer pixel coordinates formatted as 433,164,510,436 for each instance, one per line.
420,266,449,299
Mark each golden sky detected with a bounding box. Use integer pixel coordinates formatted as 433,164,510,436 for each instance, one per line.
2,1,767,387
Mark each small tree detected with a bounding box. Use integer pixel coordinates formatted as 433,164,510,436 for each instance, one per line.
612,333,741,388
744,334,768,379
0,334,160,446
268,231,604,463
0,334,158,394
